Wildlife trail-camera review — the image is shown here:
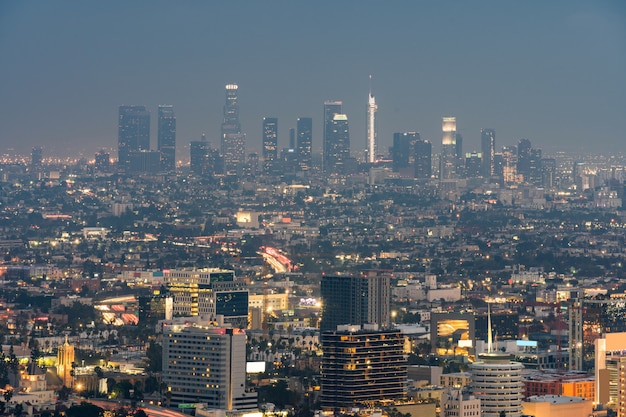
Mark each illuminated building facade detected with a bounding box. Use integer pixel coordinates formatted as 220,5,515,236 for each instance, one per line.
430,312,475,357
366,76,377,163
440,117,457,179
221,84,245,175
320,325,407,410
158,104,176,172
166,269,248,328
57,336,75,388
262,117,278,173
570,298,626,371
163,325,257,410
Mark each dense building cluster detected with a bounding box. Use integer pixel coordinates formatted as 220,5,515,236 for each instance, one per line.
0,83,625,417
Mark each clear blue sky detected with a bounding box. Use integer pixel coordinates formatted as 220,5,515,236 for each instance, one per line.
1,1,625,159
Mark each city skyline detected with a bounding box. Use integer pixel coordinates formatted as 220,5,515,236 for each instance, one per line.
0,2,625,158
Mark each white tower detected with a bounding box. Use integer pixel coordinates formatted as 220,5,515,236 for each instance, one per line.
367,75,378,163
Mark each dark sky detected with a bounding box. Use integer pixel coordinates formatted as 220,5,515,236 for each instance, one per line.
1,1,625,160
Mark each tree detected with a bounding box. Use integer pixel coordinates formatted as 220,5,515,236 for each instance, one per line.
134,409,148,417
66,402,104,417
13,402,23,417
145,342,162,372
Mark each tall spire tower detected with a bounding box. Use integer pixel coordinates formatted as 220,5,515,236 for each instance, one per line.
366,75,378,163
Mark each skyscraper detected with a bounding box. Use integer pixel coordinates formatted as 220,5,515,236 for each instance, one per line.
296,117,313,171
221,84,245,175
323,100,343,171
190,134,212,176
163,324,257,410
262,117,278,173
118,105,150,171
320,273,390,332
414,138,433,179
392,132,414,172
480,128,496,178
31,147,43,168
325,114,350,174
517,138,532,180
366,75,377,163
440,117,457,179
320,326,407,411
158,105,176,172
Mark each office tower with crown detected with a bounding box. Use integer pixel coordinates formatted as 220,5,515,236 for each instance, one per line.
440,117,457,179
158,105,176,172
221,84,245,176
262,117,278,173
118,105,150,171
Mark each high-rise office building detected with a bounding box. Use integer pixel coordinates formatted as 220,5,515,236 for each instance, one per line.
541,158,556,188
190,134,212,176
470,353,524,417
366,76,378,163
480,128,496,178
325,114,350,174
166,269,248,328
320,273,390,332
455,133,464,176
297,117,313,171
517,138,532,180
163,324,257,410
320,325,407,410
415,139,433,179
440,117,457,179
31,147,43,168
465,152,482,178
323,100,343,172
221,84,245,175
158,105,176,172
118,105,150,171
288,128,296,150
262,117,278,173
392,132,414,172
529,148,543,186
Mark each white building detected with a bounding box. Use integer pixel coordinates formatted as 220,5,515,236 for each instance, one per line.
162,323,257,410
441,388,481,417
470,353,524,417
